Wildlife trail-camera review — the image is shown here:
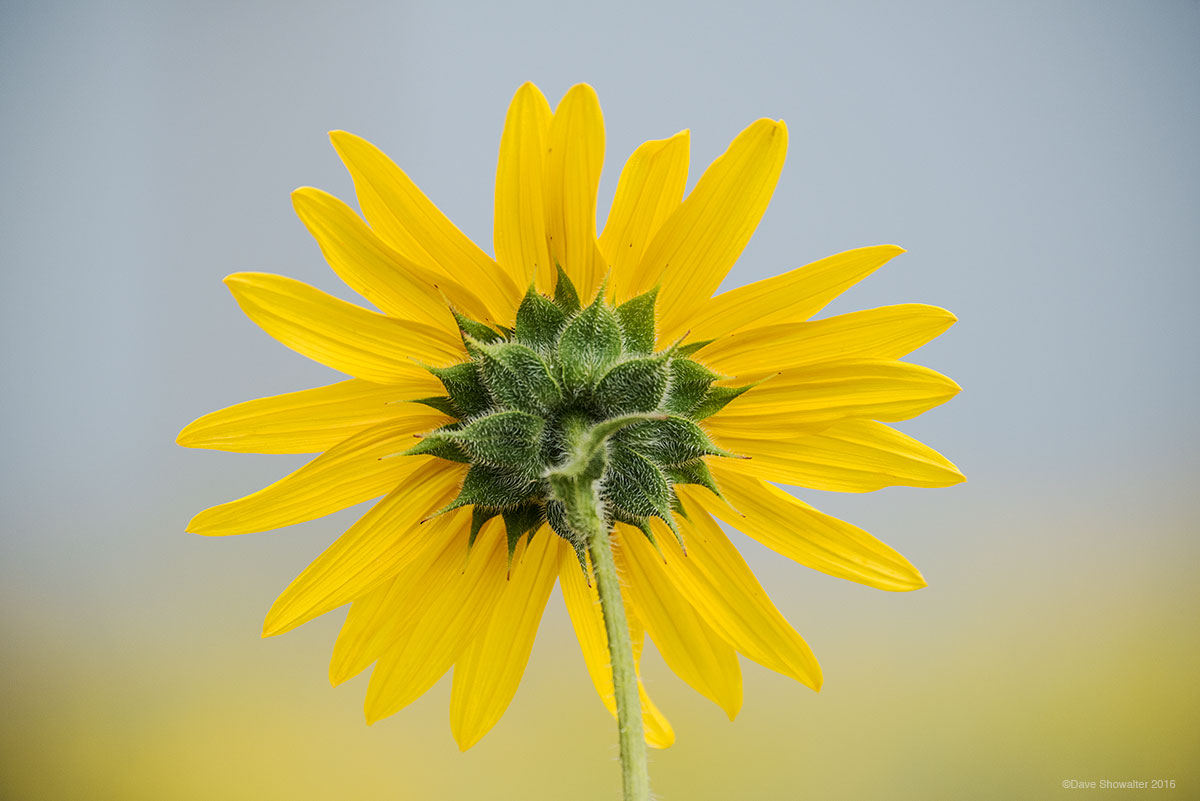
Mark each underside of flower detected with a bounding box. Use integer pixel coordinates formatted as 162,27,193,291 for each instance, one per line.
407,266,749,568
178,82,966,773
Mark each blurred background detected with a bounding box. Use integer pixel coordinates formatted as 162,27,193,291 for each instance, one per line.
2,1,1197,799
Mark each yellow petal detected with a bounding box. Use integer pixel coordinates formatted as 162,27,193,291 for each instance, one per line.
626,605,675,749
176,381,447,454
558,546,674,748
186,425,434,536
691,472,926,591
635,682,674,747
614,531,743,719
328,517,465,687
450,530,562,750
601,130,690,302
292,187,491,325
328,579,393,686
544,83,606,300
697,303,957,379
706,359,961,436
329,131,521,322
686,245,906,341
636,511,823,690
635,118,787,341
364,519,510,724
224,272,464,383
714,418,966,493
262,462,466,637
493,82,554,292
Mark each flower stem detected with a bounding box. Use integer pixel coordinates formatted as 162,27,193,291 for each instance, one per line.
563,476,650,801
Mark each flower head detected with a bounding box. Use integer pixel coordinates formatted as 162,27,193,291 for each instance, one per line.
178,82,963,751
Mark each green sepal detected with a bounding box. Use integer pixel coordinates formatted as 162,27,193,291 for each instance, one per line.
571,540,590,579
654,501,680,539
660,496,682,532
446,463,540,511
610,508,664,559
692,384,754,420
606,442,673,522
502,502,545,564
411,396,460,418
477,341,562,414
404,432,470,463
453,309,503,345
614,288,658,354
676,339,714,357
515,284,567,350
665,458,722,498
405,438,470,463
594,354,670,415
558,295,622,390
443,410,545,476
664,358,720,415
545,498,577,544
547,502,589,579
618,416,732,465
469,506,501,548
668,494,687,523
553,263,581,313
428,361,491,417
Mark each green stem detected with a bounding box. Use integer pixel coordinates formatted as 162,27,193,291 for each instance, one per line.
563,476,650,801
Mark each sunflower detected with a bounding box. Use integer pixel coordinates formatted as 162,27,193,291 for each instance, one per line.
178,82,963,758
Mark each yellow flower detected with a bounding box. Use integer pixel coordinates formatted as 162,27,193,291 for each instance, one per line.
178,82,964,751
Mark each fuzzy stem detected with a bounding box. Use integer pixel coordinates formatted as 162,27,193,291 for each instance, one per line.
576,482,652,796
550,415,651,801
567,478,650,801
592,529,651,800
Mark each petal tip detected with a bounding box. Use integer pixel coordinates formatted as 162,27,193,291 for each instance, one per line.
893,563,929,591
328,129,357,147
567,81,599,98
221,272,256,290
175,425,198,448
451,723,485,752
261,601,298,637
363,698,387,726
647,725,676,749
751,117,787,140
183,511,206,535
290,185,320,204
802,660,824,692
329,130,374,163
